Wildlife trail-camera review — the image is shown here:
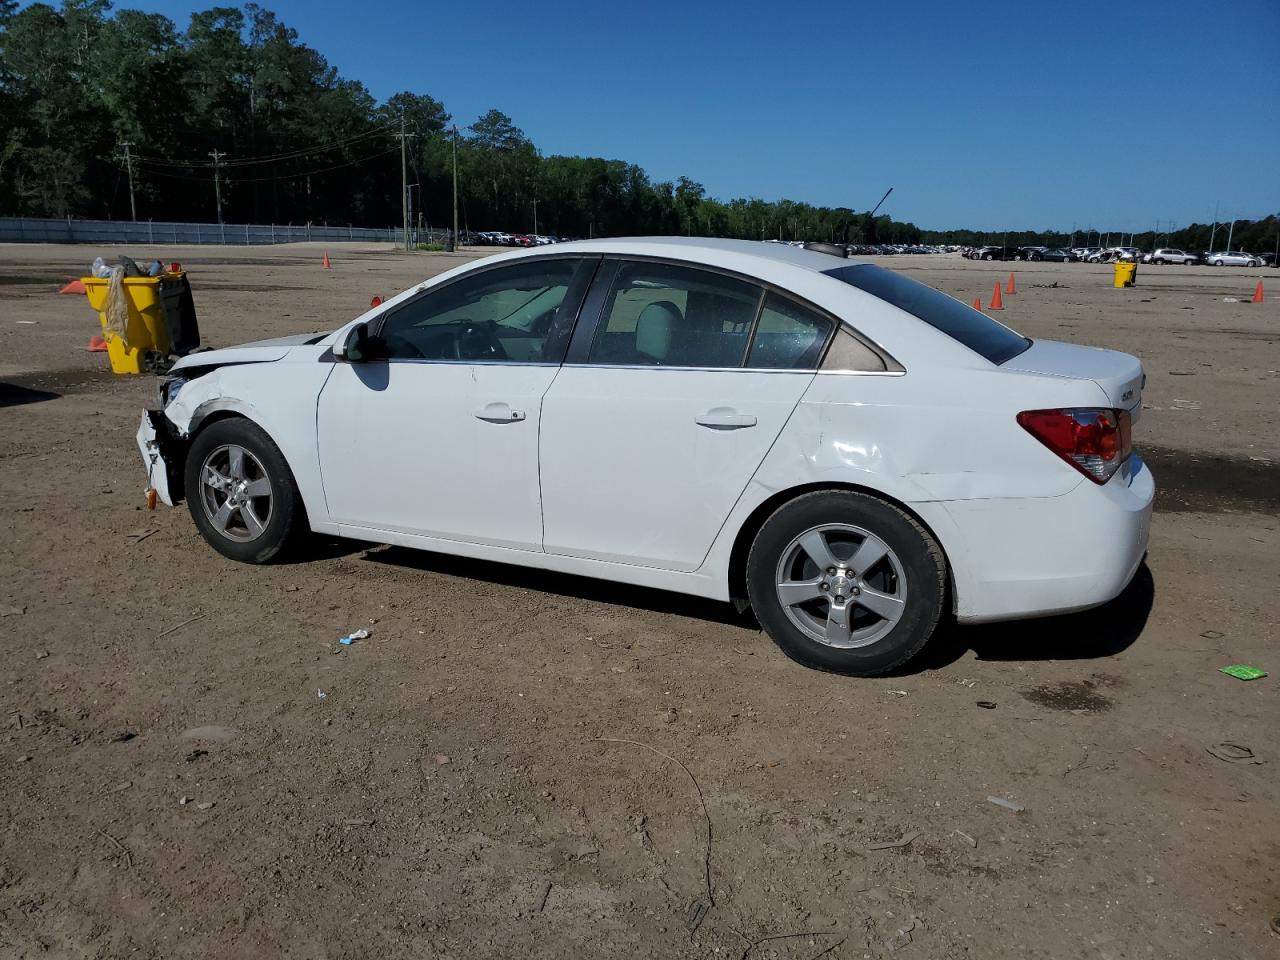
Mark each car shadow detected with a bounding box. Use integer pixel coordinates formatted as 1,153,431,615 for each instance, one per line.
903,561,1155,674
341,543,1154,671
0,382,61,409
360,545,757,629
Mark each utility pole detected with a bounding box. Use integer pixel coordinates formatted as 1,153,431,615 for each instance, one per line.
394,114,414,252
532,198,538,237
1226,218,1235,252
120,141,137,221
208,149,226,225
1209,201,1219,252
451,125,459,252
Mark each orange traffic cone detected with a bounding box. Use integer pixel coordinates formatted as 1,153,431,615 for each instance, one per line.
370,295,383,308
989,281,1004,310
972,296,982,311
1253,280,1264,304
88,334,108,352
59,278,86,295
322,252,332,269
1006,272,1016,295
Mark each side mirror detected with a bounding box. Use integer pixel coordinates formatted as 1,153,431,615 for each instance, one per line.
338,322,370,362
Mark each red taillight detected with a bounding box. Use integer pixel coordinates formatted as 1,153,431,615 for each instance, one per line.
1017,408,1132,484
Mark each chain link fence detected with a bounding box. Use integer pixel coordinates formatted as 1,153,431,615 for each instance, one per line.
0,217,450,246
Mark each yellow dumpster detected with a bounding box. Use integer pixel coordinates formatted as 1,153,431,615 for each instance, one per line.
1113,261,1137,288
82,274,180,374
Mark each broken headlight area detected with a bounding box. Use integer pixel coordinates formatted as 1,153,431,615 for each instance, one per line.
157,374,190,408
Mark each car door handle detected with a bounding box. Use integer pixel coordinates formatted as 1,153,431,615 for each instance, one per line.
474,402,526,423
694,408,757,430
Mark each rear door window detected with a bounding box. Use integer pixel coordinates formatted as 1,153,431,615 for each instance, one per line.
746,293,832,369
824,263,1030,364
587,261,761,368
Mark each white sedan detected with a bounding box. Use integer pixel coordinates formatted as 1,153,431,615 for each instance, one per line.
137,238,1153,675
1206,251,1262,267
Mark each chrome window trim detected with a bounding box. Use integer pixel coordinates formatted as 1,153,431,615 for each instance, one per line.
373,358,561,368
559,362,905,376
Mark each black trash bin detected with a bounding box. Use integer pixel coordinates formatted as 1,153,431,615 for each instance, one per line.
157,274,201,356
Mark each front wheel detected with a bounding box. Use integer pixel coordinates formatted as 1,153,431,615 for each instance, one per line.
184,418,307,563
746,491,947,675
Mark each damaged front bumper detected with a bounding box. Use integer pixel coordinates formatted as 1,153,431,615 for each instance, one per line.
136,410,187,506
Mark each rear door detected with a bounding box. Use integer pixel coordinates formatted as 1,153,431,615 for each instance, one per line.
539,258,835,571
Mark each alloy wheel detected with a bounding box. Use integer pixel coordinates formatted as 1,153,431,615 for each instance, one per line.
774,523,908,649
199,443,273,543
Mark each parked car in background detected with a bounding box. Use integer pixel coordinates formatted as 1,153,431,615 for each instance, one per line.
1075,247,1101,262
1037,248,1078,262
1143,248,1201,265
975,246,1014,261
136,238,1151,676
1207,251,1262,267
1016,246,1048,261
1258,252,1278,268
1089,247,1139,263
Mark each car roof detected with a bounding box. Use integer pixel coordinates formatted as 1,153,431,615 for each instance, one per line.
521,236,869,273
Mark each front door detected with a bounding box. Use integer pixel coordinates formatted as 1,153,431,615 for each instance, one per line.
316,256,595,551
539,259,835,571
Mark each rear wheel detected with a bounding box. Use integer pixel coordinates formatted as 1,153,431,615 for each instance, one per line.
185,418,306,563
746,491,947,675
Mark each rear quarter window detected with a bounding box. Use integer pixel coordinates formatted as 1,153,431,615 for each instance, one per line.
824,264,1030,364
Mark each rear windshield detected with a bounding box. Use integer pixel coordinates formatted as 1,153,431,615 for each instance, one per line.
824,264,1031,365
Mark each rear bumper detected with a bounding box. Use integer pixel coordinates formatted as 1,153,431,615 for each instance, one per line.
943,456,1154,623
136,410,185,506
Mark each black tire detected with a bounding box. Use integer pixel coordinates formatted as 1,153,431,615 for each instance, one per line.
184,418,307,563
745,490,947,675
983,253,994,261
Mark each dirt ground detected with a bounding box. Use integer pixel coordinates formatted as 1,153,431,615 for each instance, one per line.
1,242,1277,959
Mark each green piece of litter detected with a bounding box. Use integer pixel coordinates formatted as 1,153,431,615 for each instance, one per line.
1220,665,1267,681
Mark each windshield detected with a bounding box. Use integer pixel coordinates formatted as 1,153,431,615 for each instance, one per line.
824,263,1031,364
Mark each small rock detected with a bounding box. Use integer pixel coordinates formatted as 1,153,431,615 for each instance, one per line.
0,605,25,617
110,780,133,793
179,796,191,805
661,707,677,724
196,801,215,811
17,755,32,763
434,754,451,765
34,650,49,660
110,731,137,743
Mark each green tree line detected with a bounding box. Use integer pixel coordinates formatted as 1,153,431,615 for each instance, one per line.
2,1,1276,254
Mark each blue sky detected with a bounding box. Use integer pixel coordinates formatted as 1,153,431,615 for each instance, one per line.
102,0,1280,230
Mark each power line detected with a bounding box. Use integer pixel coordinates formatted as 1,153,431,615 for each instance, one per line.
138,146,399,185
134,124,399,169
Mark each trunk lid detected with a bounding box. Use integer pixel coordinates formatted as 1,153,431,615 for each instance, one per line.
1003,339,1144,420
